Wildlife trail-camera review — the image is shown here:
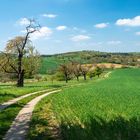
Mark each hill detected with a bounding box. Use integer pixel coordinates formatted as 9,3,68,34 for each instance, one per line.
40,50,140,74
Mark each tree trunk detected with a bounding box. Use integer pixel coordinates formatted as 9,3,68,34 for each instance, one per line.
83,74,86,80
17,53,24,87
65,73,68,83
76,76,79,81
17,70,24,87
65,77,68,83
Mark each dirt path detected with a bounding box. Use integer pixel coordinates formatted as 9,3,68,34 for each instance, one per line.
0,89,52,111
3,90,61,140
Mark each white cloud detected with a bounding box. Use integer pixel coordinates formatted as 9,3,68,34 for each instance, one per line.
42,14,57,18
56,26,67,31
107,41,122,45
31,27,53,40
116,16,140,27
136,32,140,35
18,18,30,26
71,35,91,42
94,23,109,28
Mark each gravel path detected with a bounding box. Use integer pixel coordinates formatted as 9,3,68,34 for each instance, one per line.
0,89,52,111
3,90,61,140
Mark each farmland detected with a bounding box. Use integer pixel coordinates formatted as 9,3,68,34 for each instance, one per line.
1,1,140,140
40,51,140,74
0,50,140,140
28,68,140,140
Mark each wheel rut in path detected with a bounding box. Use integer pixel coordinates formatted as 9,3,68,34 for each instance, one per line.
3,90,61,140
0,89,52,111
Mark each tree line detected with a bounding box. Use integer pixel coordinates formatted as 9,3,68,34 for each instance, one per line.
56,62,103,83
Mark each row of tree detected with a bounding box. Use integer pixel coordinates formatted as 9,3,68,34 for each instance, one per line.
57,62,103,83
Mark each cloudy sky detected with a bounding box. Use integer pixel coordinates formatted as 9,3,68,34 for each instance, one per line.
0,0,140,54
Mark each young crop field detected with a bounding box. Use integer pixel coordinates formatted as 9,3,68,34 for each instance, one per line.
28,68,140,140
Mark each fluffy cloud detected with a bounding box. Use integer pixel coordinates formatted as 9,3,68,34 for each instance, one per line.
71,35,91,42
56,26,67,31
31,27,53,40
116,16,140,27
107,41,122,45
18,18,30,26
94,23,109,28
42,14,57,18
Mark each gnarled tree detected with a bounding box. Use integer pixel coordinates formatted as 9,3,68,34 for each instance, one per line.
80,64,89,80
0,19,40,87
58,63,72,83
71,62,81,81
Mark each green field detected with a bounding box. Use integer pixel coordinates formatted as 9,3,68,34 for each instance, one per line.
0,81,52,104
0,78,90,104
28,68,140,140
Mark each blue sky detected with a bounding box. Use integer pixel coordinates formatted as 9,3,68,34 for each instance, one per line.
0,0,140,54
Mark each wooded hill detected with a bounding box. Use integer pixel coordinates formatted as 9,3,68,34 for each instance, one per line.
40,50,140,74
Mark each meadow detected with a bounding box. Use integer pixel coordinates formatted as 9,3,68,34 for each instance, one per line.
28,68,140,140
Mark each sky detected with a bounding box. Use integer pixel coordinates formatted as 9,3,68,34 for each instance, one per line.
0,0,140,54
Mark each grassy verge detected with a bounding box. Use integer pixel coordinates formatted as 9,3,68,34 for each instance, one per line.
0,73,101,104
28,68,140,140
0,89,54,139
0,80,70,104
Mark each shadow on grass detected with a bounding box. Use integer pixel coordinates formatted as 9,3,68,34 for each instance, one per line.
0,93,17,98
0,84,12,87
48,84,64,88
0,103,25,139
60,116,140,140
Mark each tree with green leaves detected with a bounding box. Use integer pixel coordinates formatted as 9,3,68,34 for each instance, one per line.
95,66,103,77
87,69,96,80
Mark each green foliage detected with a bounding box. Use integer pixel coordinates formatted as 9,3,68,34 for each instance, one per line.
55,72,66,81
95,66,103,77
87,69,96,79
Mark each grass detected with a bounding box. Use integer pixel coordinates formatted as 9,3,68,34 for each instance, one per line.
0,90,55,139
28,68,140,140
0,81,51,104
0,74,94,104
0,80,69,104
40,57,64,74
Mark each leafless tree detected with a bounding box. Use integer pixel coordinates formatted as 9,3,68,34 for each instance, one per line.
59,63,72,83
80,64,89,80
71,62,81,81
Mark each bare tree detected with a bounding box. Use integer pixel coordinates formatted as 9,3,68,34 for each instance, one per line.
71,62,81,81
58,63,72,83
0,19,40,87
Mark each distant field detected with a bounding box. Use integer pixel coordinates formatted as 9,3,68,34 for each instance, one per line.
28,68,140,140
40,51,140,74
40,57,123,74
39,57,63,74
83,63,123,69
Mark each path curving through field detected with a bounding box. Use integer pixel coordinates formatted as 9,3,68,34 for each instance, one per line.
3,90,61,140
0,89,52,111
